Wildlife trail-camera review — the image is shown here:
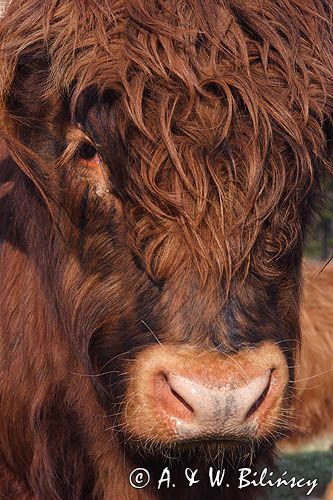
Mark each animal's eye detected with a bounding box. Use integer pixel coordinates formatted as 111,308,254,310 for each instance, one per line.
79,143,97,160
78,142,101,168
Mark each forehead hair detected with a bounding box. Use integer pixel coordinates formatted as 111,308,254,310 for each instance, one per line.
0,0,332,287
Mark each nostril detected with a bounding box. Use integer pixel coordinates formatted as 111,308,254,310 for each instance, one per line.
245,369,273,420
155,372,194,421
169,386,194,415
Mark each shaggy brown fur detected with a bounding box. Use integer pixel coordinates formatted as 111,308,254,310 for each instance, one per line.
284,261,333,446
281,261,333,500
0,1,333,499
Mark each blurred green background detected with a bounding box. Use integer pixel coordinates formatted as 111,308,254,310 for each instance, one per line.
270,447,333,499
305,179,333,260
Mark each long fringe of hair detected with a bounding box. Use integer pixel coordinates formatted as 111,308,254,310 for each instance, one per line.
0,0,332,290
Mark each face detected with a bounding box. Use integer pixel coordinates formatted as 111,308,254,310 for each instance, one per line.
1,0,330,460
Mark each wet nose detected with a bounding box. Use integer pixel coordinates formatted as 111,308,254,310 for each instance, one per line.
125,342,289,444
155,368,273,440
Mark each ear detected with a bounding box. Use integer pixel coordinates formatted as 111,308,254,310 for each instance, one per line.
0,0,116,188
0,1,88,189
0,51,67,200
0,1,56,188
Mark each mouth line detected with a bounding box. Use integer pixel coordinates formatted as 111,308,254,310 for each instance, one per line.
151,435,258,455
